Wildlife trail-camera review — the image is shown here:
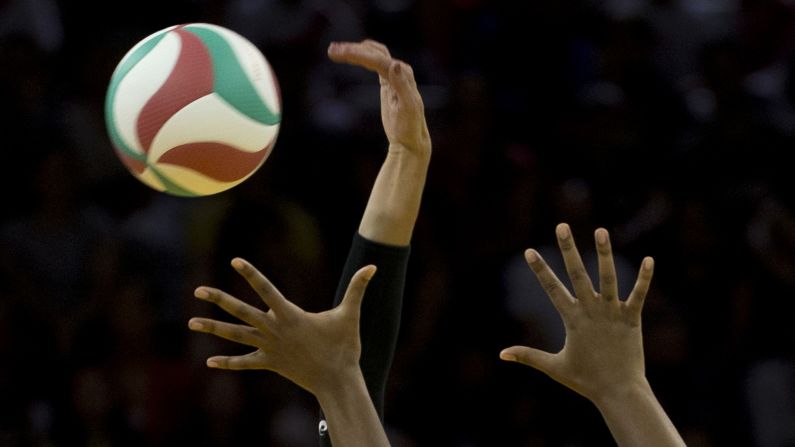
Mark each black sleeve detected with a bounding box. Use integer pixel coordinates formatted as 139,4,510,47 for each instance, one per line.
318,233,410,445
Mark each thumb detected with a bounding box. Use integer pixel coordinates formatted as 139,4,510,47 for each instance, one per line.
340,265,377,315
500,346,556,373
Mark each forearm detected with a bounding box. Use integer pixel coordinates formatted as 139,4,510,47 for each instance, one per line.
593,380,686,447
316,370,391,447
358,144,430,246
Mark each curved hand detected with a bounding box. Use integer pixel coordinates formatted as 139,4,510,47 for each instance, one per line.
328,40,430,157
327,39,431,246
501,223,685,447
189,258,376,396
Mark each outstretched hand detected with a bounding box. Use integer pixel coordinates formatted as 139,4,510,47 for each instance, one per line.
189,258,376,397
328,40,430,157
501,223,654,404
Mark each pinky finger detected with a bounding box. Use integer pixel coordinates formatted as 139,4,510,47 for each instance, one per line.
627,257,654,314
207,351,267,370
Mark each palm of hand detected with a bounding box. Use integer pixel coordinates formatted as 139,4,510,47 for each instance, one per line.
262,307,362,394
189,259,374,396
553,304,646,401
379,73,429,154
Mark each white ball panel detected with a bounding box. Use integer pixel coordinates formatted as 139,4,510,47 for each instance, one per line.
149,92,279,163
113,31,181,156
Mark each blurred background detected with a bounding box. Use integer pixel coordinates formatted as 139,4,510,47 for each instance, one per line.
1,0,795,445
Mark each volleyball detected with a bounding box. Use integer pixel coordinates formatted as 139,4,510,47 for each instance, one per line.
105,23,281,196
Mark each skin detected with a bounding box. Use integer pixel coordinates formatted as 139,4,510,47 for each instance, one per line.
501,223,686,447
327,40,431,246
190,39,432,446
189,259,390,447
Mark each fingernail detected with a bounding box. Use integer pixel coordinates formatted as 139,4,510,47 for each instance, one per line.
194,288,209,299
365,266,377,280
231,258,244,270
525,249,538,263
500,352,516,361
556,224,570,240
206,359,219,368
643,257,654,270
596,229,607,245
189,320,204,330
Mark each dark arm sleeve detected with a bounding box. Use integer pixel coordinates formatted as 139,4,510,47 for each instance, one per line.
318,233,410,445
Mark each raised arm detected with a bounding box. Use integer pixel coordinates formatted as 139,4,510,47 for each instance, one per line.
309,41,428,445
500,224,686,447
189,259,389,447
328,40,431,246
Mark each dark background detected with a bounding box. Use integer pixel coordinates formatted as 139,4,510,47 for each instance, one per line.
1,0,795,445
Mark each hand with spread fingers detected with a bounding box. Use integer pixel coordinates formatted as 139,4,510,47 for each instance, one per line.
189,258,391,447
189,258,374,394
501,223,685,447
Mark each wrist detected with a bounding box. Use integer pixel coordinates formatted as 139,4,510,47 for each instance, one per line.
590,377,654,411
314,366,367,405
388,142,432,161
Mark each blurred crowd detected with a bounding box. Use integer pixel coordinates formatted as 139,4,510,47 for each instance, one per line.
1,0,795,445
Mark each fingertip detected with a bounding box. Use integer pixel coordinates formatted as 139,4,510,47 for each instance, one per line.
231,258,245,271
524,249,539,263
206,358,219,368
643,256,654,271
364,265,377,281
556,223,571,240
194,287,209,299
595,228,608,245
327,41,343,56
499,350,517,362
188,318,203,331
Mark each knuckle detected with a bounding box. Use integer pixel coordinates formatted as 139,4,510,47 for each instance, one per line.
233,303,251,318
204,288,221,303
601,273,616,286
542,280,560,295
558,238,574,250
255,284,271,297
228,328,242,342
529,259,546,273
203,322,216,334
569,268,587,282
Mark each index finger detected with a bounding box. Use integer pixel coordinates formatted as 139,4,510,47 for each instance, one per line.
328,41,392,78
231,258,294,316
525,249,575,316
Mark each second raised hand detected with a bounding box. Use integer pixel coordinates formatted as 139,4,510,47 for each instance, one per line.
500,223,653,403
189,258,376,397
